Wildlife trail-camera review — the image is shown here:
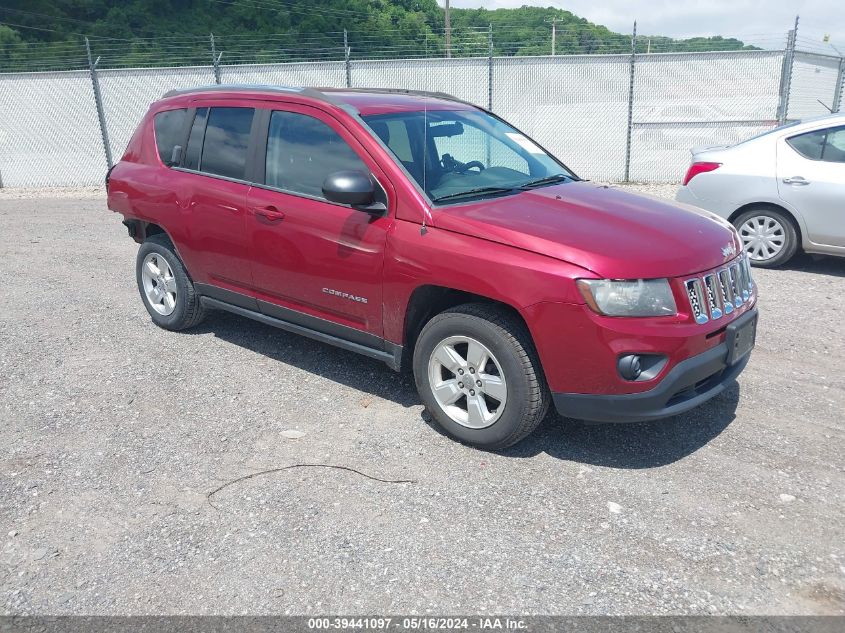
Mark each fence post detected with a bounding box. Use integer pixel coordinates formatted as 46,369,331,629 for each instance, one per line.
344,29,352,88
776,16,799,124
85,37,113,170
487,23,494,111
833,56,844,113
623,21,637,183
210,33,222,84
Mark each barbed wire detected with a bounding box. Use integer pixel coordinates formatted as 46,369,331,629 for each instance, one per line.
0,23,838,74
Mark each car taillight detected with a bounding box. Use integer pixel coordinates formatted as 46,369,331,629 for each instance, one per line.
682,161,721,186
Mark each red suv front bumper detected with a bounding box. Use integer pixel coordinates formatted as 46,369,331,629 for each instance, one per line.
550,308,756,422
523,256,758,423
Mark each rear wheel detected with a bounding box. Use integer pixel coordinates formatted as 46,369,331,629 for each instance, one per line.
413,303,549,450
733,207,798,268
136,234,206,330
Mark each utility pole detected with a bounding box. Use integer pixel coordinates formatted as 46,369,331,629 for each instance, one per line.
544,17,557,56
444,0,451,58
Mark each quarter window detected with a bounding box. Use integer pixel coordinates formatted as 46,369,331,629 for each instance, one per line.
265,111,369,199
197,107,255,180
153,108,188,165
787,125,845,163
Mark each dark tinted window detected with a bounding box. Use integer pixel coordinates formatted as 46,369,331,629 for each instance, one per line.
183,107,208,171
787,126,845,162
153,108,187,165
787,129,825,160
199,107,255,180
822,127,845,163
266,111,368,198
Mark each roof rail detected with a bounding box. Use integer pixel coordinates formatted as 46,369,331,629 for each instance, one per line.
162,84,319,99
159,85,481,112
322,87,477,108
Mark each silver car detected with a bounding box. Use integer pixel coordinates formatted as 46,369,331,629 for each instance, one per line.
676,113,845,267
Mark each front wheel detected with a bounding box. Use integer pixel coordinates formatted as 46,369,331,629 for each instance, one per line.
733,207,798,267
413,304,549,450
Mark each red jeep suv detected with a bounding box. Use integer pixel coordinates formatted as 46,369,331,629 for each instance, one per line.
107,86,758,449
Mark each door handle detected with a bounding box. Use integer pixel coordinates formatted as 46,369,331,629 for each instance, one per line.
782,176,810,185
252,206,285,221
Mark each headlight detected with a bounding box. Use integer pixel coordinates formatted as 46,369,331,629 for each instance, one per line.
577,278,677,317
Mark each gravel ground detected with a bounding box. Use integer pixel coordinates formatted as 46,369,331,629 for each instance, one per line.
1,191,843,616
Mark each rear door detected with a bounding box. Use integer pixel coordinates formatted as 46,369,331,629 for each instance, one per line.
777,124,845,247
245,105,393,339
174,103,259,301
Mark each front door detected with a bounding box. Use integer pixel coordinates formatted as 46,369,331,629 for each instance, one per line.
245,105,393,340
777,124,845,248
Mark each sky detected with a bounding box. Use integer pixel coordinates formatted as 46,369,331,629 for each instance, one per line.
447,0,845,53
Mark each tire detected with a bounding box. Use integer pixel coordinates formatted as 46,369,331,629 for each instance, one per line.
136,233,206,331
732,207,799,268
413,303,549,450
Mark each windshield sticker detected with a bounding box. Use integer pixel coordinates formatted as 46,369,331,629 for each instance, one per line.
505,132,544,154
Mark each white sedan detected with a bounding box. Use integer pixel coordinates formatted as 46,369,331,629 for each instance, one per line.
676,113,845,267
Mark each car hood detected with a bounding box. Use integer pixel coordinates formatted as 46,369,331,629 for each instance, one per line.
432,181,741,279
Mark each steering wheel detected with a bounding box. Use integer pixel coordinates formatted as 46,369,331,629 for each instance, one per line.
458,160,486,173
441,154,486,174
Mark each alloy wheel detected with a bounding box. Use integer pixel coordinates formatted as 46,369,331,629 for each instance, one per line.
140,252,177,316
427,335,508,429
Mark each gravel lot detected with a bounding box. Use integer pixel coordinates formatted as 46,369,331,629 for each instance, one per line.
1,188,844,616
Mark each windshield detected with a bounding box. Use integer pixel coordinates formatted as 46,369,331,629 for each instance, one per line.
361,109,575,204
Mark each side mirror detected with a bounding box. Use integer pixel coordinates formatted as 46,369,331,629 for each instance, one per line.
322,170,377,207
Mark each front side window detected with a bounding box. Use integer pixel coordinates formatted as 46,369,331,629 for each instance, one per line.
197,107,255,180
787,125,845,163
265,111,369,199
362,109,574,204
153,108,188,165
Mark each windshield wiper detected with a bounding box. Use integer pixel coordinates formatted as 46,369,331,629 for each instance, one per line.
431,186,519,203
518,174,572,189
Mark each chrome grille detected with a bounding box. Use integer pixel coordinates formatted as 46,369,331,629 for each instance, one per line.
703,274,723,319
729,264,743,307
684,255,754,324
685,279,708,325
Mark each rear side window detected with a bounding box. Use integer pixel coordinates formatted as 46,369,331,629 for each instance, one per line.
153,109,188,165
787,125,845,163
822,127,845,163
265,111,368,198
193,107,255,180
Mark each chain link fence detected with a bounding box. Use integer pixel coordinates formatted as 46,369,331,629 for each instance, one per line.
1,29,843,188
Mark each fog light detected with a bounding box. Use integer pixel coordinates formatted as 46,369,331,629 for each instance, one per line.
618,354,642,381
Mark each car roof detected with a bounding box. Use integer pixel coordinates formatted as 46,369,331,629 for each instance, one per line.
725,112,845,150
159,84,479,116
